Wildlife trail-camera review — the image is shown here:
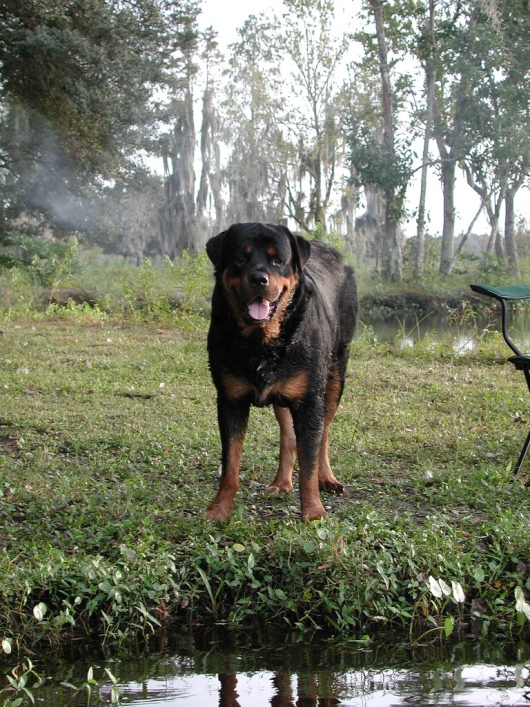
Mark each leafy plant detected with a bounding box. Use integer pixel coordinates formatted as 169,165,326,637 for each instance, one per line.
0,232,80,288
0,658,46,706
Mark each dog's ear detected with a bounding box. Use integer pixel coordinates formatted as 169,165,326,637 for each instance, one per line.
293,234,311,270
206,230,227,268
278,225,311,272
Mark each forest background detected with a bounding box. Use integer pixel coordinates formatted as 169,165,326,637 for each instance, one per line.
1,0,530,286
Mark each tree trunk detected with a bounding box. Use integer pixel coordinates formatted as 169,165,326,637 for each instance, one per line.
197,88,222,236
439,157,456,275
433,80,470,277
159,90,197,257
370,0,402,281
355,186,384,266
415,0,436,278
464,163,508,265
505,187,520,277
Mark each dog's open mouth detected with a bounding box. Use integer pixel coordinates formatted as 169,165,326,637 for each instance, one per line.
247,295,280,322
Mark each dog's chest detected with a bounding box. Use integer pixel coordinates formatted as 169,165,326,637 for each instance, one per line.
223,346,306,407
246,352,283,390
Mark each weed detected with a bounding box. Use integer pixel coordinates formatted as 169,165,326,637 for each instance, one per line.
0,659,123,706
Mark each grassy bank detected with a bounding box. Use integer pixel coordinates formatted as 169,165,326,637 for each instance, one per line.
0,244,511,322
1,302,530,654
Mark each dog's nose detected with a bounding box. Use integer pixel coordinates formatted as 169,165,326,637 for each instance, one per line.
249,271,269,288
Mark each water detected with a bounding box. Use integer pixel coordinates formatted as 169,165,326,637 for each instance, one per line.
17,627,530,706
361,309,530,353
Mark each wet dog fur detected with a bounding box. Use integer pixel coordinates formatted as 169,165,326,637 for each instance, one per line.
205,222,358,522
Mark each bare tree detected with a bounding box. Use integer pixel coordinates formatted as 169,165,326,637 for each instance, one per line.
196,30,223,234
221,15,285,226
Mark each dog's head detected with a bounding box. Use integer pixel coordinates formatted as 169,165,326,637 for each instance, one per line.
207,222,311,338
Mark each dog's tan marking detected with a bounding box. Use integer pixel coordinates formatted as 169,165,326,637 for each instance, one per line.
317,364,343,492
260,273,298,343
221,373,252,400
269,370,308,401
221,370,308,405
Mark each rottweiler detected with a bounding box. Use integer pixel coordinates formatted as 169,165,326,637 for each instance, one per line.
205,222,358,522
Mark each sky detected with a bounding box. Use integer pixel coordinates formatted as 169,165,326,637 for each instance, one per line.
198,0,355,47
196,0,529,240
198,0,278,46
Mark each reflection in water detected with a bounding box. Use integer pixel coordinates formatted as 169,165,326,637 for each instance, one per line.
118,663,530,706
25,627,530,706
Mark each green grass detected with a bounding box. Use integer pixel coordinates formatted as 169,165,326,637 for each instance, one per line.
1,305,530,652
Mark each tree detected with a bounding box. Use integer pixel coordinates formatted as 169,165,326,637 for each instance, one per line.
196,29,223,233
414,0,436,278
461,0,530,276
347,0,412,281
222,15,286,226
279,0,348,232
102,172,164,263
370,0,405,281
429,1,507,275
159,89,198,257
0,0,200,241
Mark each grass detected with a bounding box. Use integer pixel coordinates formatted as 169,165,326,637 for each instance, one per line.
1,247,530,653
1,299,530,653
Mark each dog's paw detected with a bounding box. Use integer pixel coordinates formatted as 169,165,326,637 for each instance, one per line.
319,479,344,494
204,503,232,521
266,481,293,495
301,502,327,523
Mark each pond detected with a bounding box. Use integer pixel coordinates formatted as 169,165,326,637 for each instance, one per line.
12,627,530,706
361,308,530,353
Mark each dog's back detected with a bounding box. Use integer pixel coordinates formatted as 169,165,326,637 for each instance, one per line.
302,240,358,353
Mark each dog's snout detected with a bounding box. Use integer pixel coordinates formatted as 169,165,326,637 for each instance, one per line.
249,270,269,288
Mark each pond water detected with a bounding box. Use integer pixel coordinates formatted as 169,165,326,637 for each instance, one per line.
18,627,530,706
361,309,530,353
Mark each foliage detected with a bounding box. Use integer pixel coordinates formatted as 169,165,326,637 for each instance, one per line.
0,0,199,175
0,659,123,706
1,1,530,279
0,0,200,243
347,123,413,223
0,232,80,287
0,658,45,706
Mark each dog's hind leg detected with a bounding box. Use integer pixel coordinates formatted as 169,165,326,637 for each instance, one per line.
204,396,250,521
318,363,344,494
267,404,296,494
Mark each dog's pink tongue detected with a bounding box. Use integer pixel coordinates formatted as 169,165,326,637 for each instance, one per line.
248,298,270,320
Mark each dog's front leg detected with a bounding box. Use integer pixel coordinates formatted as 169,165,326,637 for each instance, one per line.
204,396,250,521
290,403,327,522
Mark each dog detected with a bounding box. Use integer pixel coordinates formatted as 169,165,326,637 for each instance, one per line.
204,222,357,522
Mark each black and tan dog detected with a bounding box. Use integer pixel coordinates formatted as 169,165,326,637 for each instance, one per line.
205,222,357,522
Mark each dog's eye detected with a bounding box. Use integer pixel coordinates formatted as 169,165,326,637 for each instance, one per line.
271,256,283,266
234,254,247,267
